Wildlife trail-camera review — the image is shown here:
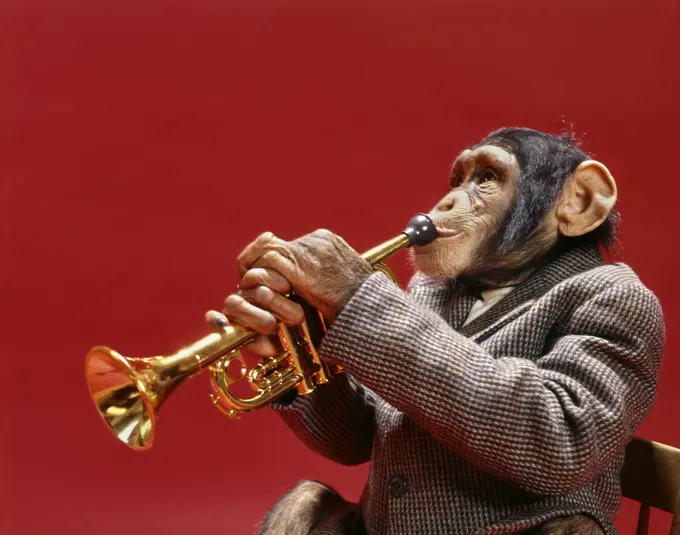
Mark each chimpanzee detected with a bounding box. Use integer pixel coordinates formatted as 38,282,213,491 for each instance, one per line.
209,128,665,534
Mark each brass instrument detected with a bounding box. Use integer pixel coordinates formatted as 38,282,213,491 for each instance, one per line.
85,214,437,451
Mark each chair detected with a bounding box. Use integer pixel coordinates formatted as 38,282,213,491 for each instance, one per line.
621,436,680,535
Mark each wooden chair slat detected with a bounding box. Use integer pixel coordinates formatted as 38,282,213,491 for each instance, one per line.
621,437,680,535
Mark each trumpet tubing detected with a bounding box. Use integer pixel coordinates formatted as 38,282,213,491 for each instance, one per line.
85,214,437,450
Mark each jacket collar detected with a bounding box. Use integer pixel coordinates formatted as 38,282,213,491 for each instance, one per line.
411,244,606,337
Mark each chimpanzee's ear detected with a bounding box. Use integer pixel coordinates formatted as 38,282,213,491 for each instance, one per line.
556,160,617,237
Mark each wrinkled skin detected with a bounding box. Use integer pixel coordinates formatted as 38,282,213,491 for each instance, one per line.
213,229,373,357
412,145,560,286
414,145,520,280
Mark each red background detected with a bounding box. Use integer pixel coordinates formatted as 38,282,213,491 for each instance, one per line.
2,0,679,533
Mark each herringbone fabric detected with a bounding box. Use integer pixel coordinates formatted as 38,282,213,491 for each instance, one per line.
273,245,665,534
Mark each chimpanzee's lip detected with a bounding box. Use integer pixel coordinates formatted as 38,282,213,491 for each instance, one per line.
434,226,461,238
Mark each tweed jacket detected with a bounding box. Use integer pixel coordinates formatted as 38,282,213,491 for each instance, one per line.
273,244,665,534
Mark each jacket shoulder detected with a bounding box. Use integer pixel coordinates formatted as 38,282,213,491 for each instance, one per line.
554,262,664,337
561,261,657,299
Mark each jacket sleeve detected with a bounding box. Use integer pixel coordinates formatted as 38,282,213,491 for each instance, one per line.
270,371,376,466
319,271,665,495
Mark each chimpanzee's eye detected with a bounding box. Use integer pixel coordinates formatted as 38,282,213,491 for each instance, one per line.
479,170,496,183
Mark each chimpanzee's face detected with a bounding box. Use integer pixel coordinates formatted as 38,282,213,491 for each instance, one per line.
413,145,556,283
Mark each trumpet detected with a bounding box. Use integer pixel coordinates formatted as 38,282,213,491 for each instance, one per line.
85,214,437,451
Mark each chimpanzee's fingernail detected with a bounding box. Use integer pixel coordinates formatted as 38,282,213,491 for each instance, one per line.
206,310,228,328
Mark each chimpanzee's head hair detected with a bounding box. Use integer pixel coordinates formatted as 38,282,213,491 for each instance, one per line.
473,127,619,255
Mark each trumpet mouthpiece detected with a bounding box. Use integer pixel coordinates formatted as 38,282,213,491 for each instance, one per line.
403,213,438,246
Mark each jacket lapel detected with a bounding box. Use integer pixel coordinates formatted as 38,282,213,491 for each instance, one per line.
457,244,606,338
447,285,479,330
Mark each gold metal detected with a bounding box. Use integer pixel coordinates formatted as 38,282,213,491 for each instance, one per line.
361,233,410,265
85,230,412,450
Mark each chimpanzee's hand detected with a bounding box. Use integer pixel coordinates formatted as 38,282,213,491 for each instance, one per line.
236,229,373,323
207,267,304,358
206,230,372,358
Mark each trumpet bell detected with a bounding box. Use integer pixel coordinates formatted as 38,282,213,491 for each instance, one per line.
85,346,156,451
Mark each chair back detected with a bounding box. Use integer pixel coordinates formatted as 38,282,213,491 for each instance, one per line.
621,437,680,535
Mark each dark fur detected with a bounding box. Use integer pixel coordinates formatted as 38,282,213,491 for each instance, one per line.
473,127,619,256
258,480,364,535
259,481,603,534
526,515,604,534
